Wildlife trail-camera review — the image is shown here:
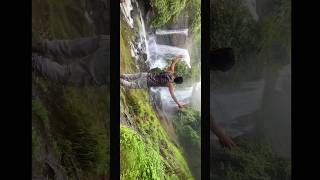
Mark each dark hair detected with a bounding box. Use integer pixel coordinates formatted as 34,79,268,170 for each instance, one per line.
209,48,235,72
174,76,183,84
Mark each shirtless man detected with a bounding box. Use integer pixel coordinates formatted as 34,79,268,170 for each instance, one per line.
120,56,184,108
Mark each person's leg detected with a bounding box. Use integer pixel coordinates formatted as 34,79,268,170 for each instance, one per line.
120,79,140,89
75,40,109,86
121,73,144,81
120,73,148,89
37,35,109,59
32,54,95,86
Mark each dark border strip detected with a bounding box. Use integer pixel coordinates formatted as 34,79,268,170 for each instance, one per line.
201,0,210,179
110,0,120,179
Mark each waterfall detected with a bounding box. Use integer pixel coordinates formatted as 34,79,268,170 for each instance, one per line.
146,31,196,115
121,2,199,115
191,82,201,111
159,86,194,108
120,0,134,28
210,79,265,137
150,81,201,117
156,28,189,36
146,35,191,69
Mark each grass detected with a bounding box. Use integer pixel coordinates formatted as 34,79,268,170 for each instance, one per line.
120,19,136,74
48,87,109,177
120,90,193,179
211,137,291,180
120,18,194,179
32,0,109,179
120,126,165,179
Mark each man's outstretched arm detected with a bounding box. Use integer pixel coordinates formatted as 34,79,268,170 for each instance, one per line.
168,55,183,73
168,83,183,108
210,114,236,148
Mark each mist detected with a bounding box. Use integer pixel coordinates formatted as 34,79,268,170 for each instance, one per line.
210,63,291,158
210,0,291,178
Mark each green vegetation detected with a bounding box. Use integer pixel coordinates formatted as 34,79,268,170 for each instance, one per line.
32,0,109,179
165,60,192,80
32,128,41,161
120,19,135,74
120,17,194,179
184,0,201,34
149,0,188,28
210,0,291,87
120,126,165,179
149,0,200,34
32,81,109,179
211,137,291,180
162,58,200,83
48,87,109,177
173,107,201,179
32,99,50,130
120,89,193,179
211,0,260,59
210,1,291,179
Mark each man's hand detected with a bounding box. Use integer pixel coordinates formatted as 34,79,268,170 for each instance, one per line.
219,134,236,149
178,104,184,109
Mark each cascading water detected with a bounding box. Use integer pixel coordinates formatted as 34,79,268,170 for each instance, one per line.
121,0,199,116
210,64,291,158
156,28,189,36
210,79,265,138
151,82,201,119
147,35,191,69
120,0,134,28
147,32,197,113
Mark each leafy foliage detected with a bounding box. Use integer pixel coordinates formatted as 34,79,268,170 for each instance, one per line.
173,107,201,179
165,60,192,80
46,87,109,177
210,0,291,87
150,0,188,28
211,137,291,180
120,127,165,180
211,0,261,60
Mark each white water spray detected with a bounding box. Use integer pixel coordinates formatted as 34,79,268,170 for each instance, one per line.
210,79,265,137
147,35,191,69
120,0,134,28
156,29,189,36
